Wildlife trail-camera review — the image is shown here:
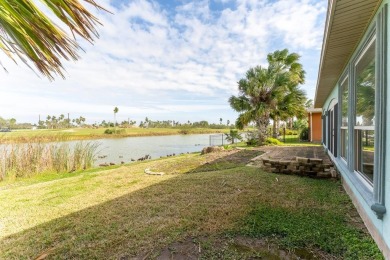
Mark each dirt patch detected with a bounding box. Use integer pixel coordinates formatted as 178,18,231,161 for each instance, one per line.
188,149,263,173
135,235,335,260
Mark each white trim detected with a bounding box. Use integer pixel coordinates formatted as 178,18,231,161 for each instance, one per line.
306,108,322,113
354,126,375,130
354,36,377,66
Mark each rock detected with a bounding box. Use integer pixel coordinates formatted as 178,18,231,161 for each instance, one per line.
309,158,323,163
317,172,332,178
296,157,309,163
144,168,165,176
330,168,338,178
201,146,224,155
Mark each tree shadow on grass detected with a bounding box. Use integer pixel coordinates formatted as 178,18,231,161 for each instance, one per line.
0,149,379,259
0,149,266,259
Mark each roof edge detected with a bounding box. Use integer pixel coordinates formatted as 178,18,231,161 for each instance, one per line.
314,0,335,108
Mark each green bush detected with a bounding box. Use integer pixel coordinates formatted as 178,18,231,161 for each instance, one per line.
245,131,260,146
104,128,125,134
279,128,298,136
104,129,113,134
265,137,282,145
299,127,309,141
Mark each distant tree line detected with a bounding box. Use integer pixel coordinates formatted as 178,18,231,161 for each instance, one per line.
0,117,32,129
38,115,86,129
0,114,235,130
138,117,233,129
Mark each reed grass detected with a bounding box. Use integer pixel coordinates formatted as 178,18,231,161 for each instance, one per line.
0,141,99,181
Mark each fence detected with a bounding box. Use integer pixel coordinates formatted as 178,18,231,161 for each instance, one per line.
209,134,225,146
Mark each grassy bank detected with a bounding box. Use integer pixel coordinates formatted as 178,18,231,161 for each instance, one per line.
0,141,98,182
0,149,382,259
0,127,229,144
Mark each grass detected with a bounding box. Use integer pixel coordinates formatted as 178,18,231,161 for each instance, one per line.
0,149,383,259
0,127,229,144
0,141,99,181
278,134,322,146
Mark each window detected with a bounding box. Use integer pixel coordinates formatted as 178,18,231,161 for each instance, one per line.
354,37,375,184
340,77,348,160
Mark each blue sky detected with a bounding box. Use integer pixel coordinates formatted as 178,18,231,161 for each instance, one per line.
0,0,326,125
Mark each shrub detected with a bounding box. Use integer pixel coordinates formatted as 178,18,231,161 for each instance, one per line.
265,137,282,145
279,128,298,136
179,129,189,135
104,129,125,134
104,129,113,134
299,127,309,141
245,131,260,146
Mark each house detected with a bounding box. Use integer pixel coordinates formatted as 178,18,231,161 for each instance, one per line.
314,0,389,257
307,108,322,142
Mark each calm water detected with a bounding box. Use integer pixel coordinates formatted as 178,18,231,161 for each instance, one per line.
81,134,227,165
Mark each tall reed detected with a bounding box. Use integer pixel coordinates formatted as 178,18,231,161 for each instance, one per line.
0,141,99,181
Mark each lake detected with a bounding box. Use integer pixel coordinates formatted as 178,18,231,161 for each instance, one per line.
89,133,227,165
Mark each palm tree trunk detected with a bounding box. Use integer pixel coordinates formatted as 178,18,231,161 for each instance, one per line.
257,115,270,145
272,117,279,138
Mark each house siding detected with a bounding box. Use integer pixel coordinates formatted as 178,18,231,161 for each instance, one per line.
308,112,322,142
321,0,390,257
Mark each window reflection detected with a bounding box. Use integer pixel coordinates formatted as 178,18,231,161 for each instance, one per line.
354,39,375,184
341,78,348,160
355,43,375,127
355,130,375,182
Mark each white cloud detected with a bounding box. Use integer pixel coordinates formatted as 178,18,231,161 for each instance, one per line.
0,0,326,124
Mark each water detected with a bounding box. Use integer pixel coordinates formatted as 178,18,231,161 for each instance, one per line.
83,134,227,166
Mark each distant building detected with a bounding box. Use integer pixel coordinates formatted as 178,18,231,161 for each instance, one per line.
307,108,322,142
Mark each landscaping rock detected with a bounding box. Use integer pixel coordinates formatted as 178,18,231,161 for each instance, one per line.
201,146,224,155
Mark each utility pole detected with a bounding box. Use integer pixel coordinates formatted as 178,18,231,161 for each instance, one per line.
68,113,70,128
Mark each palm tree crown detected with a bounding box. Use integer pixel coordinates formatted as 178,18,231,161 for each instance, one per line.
229,49,306,144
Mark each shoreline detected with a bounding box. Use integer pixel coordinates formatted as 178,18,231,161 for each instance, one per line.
0,127,230,144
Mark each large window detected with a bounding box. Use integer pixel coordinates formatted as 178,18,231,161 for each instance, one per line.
354,37,375,184
340,77,348,160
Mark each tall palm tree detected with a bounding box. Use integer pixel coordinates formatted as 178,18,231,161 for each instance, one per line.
113,106,118,133
229,49,306,145
0,0,107,79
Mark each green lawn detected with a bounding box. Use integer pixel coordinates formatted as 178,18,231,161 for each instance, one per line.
278,134,321,146
0,149,382,259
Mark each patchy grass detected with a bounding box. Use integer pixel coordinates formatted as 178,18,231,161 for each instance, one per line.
0,149,382,259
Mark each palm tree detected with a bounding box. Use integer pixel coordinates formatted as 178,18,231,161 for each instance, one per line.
225,129,242,144
0,0,107,79
229,49,305,145
113,107,119,132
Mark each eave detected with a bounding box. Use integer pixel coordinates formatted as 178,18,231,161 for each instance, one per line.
314,0,381,108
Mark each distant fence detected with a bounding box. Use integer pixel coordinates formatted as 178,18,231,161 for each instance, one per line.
209,134,225,146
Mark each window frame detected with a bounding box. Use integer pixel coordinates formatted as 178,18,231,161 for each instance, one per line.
336,4,387,219
339,74,349,163
352,35,376,185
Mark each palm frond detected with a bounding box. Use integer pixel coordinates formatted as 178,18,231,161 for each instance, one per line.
0,0,107,79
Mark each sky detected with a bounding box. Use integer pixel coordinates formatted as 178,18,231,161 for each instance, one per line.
0,0,327,125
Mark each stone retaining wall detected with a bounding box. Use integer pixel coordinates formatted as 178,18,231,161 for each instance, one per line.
262,156,337,178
